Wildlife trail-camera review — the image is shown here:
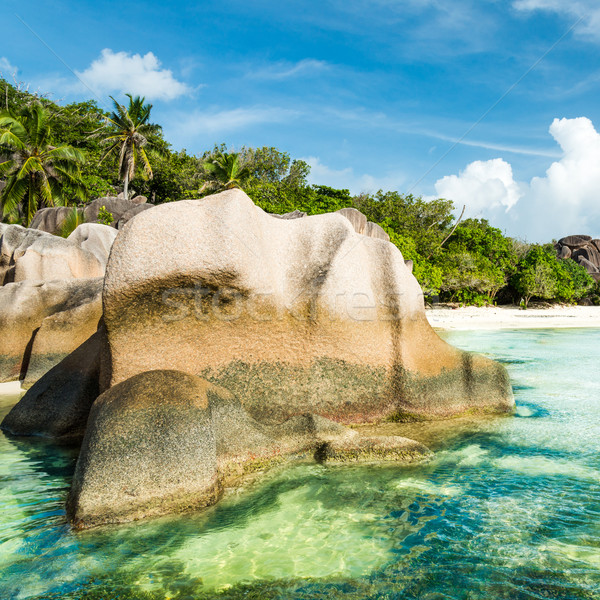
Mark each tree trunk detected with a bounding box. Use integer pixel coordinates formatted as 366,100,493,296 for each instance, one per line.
123,171,129,201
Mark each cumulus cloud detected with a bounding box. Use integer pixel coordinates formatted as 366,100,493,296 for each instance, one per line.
0,57,18,76
513,0,600,40
304,156,407,194
433,117,600,241
435,159,523,215
75,49,189,101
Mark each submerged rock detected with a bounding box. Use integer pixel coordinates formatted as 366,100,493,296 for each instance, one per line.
66,369,430,529
102,189,513,423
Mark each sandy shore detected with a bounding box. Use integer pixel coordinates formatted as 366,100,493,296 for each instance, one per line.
426,304,600,330
0,381,23,395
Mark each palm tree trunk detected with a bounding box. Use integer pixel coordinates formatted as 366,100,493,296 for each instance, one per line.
123,170,129,200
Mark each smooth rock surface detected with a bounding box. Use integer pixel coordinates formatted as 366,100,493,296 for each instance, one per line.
102,189,513,423
0,277,102,383
29,207,75,235
67,223,118,268
1,330,102,441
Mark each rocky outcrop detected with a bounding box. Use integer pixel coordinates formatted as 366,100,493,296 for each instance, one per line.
102,189,513,423
66,224,117,268
66,369,430,529
29,196,152,234
336,207,390,242
0,224,104,283
556,234,600,281
0,277,102,383
1,330,102,442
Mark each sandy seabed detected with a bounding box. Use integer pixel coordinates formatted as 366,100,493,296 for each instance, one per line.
426,304,600,330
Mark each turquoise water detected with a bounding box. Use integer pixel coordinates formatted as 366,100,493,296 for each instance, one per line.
1,328,600,599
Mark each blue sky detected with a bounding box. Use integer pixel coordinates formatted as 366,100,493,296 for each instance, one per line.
2,0,600,241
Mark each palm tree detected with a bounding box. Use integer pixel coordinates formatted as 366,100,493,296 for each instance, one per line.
0,103,85,225
98,94,160,200
200,150,250,194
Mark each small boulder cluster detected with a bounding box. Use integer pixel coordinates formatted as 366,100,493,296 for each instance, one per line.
555,235,600,282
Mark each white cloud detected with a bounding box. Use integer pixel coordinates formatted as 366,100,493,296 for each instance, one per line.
433,117,600,241
248,59,330,80
75,49,189,101
513,0,600,40
435,158,523,215
0,57,18,76
304,156,407,194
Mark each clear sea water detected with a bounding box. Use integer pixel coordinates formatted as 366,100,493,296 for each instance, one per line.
1,328,600,600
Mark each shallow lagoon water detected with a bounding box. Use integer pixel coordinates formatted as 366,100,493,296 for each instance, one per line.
1,328,600,599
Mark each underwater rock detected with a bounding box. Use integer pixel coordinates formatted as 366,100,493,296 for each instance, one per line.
102,189,513,422
1,330,102,442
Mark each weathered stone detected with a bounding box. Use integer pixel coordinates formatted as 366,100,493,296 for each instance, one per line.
22,293,102,388
364,221,390,241
67,223,118,268
65,368,431,528
102,189,513,423
0,224,104,283
573,246,600,269
29,206,75,235
558,235,592,248
270,210,307,220
131,195,148,205
0,277,102,383
115,204,154,229
1,330,102,442
592,239,600,253
577,256,600,273
83,197,151,226
557,244,572,259
336,207,367,234
67,370,221,529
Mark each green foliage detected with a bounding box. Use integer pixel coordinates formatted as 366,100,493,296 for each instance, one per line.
0,102,86,225
200,149,251,194
96,94,163,199
58,207,86,238
97,205,114,226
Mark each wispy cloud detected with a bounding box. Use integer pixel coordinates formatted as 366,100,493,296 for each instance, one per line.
304,156,407,194
0,57,18,77
75,49,190,101
513,0,600,41
247,59,330,80
165,106,300,143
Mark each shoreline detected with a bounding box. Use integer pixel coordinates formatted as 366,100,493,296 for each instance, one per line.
426,304,600,331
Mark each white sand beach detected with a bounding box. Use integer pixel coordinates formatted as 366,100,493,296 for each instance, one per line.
426,305,600,330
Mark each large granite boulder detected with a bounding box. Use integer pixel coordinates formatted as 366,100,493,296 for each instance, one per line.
102,189,513,423
66,369,430,528
83,196,149,225
0,224,104,283
67,223,118,268
29,207,75,235
115,203,154,229
0,277,102,383
66,371,222,529
556,234,600,279
1,330,102,442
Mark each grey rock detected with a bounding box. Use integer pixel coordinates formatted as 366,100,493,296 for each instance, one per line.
131,195,148,205
557,245,572,259
270,210,307,220
364,221,390,241
1,330,102,442
115,204,154,229
0,277,102,383
336,207,367,234
558,235,592,248
577,256,600,273
29,206,75,235
67,223,118,268
67,370,220,529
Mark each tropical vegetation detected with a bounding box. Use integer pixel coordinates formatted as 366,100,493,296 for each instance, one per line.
1,76,598,305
